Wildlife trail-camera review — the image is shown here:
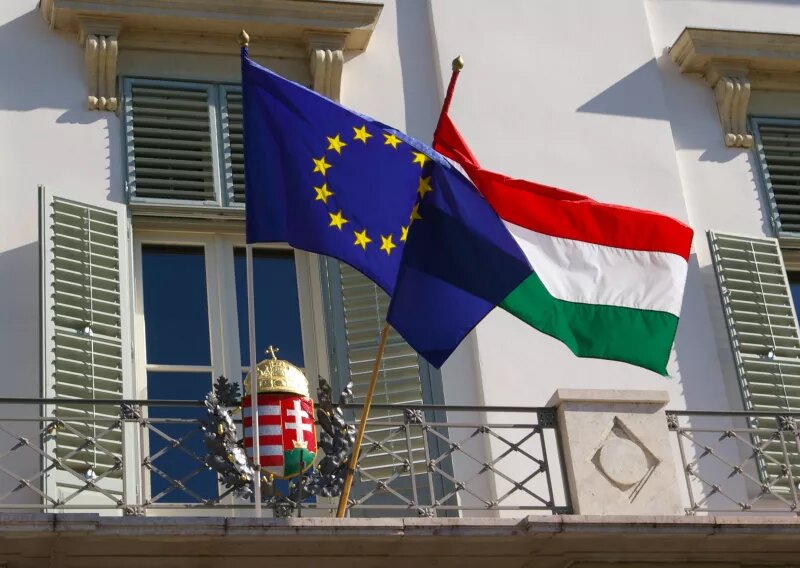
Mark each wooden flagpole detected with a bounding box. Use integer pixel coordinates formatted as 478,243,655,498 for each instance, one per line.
335,56,465,519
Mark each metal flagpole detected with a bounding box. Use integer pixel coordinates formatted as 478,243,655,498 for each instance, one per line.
335,55,465,519
246,244,262,516
240,29,262,517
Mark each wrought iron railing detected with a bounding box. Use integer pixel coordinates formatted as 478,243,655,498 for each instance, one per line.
668,410,800,514
0,398,570,517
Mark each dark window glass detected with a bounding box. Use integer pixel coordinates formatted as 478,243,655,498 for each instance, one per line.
141,245,211,365
234,248,304,367
789,272,800,324
147,371,217,503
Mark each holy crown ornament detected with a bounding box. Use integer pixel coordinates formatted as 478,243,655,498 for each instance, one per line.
242,347,317,479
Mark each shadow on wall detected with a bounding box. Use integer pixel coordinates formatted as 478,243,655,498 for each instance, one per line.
394,0,441,142
0,9,125,203
0,242,40,399
577,58,670,122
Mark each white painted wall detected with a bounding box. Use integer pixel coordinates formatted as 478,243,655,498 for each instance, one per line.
0,0,796,513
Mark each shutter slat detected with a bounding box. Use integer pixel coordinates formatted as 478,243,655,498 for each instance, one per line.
44,197,125,486
329,260,427,482
128,82,216,202
754,118,800,233
221,87,245,204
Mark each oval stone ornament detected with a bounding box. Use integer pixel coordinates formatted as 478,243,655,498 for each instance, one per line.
598,436,649,487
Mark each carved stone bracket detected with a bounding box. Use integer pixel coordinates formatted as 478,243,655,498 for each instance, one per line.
669,27,800,149
711,73,753,148
79,19,121,112
306,33,347,101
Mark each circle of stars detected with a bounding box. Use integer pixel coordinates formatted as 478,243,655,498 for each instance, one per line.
310,125,432,255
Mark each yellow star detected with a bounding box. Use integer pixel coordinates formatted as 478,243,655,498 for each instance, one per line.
380,234,396,255
314,183,334,203
383,132,402,149
417,176,432,199
410,203,423,222
400,225,409,242
412,152,430,168
329,210,348,230
353,125,372,144
327,134,347,155
313,156,332,176
353,229,372,250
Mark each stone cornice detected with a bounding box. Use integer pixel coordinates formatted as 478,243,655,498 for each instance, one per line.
41,0,383,53
41,0,381,110
669,28,800,148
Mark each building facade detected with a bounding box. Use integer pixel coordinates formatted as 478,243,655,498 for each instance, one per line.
1,0,800,565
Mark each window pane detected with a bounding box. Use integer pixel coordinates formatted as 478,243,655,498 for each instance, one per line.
147,371,217,503
789,271,800,325
234,248,304,367
142,245,211,365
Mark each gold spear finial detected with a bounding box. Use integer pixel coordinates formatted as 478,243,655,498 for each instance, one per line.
239,29,250,47
452,56,464,71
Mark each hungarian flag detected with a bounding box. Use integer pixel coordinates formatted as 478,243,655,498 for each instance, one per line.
387,114,693,375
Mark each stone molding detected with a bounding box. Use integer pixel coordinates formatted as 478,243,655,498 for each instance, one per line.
78,18,120,111
669,28,800,148
40,0,382,110
549,388,682,516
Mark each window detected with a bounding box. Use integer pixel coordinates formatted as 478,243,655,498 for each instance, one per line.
133,232,308,503
123,79,243,207
752,117,800,236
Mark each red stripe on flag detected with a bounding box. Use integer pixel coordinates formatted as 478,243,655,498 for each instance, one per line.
242,415,281,428
243,436,282,447
434,114,693,259
259,455,283,466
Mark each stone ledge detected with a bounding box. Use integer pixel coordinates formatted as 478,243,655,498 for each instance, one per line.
0,513,797,537
548,389,670,406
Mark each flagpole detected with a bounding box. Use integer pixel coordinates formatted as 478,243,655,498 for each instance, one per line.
335,322,390,517
240,29,262,518
335,55,466,519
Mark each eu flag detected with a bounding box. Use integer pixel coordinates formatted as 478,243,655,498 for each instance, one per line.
242,51,429,294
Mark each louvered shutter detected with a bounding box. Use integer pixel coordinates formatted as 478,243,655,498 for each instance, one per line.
40,187,131,505
708,231,800,488
753,118,800,235
125,80,218,203
324,261,427,481
220,86,245,205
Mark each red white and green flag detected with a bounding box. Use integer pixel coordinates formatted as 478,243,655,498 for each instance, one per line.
386,113,693,375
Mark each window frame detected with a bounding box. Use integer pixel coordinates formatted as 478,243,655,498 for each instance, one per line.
131,227,327,398
122,77,243,209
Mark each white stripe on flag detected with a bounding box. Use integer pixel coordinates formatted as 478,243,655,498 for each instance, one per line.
504,220,687,316
242,404,281,418
245,425,281,438
246,444,283,457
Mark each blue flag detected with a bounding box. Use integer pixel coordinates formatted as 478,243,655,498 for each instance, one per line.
242,51,428,293
242,51,531,368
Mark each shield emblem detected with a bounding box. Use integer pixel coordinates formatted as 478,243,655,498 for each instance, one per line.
243,392,317,479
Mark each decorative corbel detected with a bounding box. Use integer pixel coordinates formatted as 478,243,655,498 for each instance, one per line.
78,19,121,112
707,68,753,149
305,33,347,101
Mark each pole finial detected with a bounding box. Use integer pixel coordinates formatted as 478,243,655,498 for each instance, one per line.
452,56,464,71
239,29,250,47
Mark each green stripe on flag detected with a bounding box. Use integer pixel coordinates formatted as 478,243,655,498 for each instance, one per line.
500,271,678,375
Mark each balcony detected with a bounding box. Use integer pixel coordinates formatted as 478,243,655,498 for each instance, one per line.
0,398,569,517
0,392,798,566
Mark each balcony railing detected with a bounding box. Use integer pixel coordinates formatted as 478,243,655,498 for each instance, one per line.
668,410,800,514
0,398,570,517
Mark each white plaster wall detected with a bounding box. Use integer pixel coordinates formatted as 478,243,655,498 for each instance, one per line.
426,0,734,422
